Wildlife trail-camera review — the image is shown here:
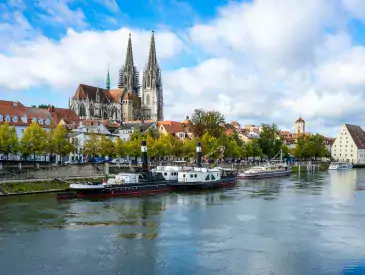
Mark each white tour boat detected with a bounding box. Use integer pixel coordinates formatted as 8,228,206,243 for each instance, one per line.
166,143,237,188
328,162,353,170
237,149,291,179
237,162,291,179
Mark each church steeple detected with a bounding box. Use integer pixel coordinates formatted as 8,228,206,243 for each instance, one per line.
147,30,158,70
106,65,110,90
118,33,140,96
142,30,164,121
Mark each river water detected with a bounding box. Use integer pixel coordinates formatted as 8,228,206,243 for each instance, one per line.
1,170,365,275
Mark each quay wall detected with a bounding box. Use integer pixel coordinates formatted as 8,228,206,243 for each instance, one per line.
0,163,138,182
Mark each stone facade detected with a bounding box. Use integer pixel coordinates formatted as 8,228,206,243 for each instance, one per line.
70,31,164,122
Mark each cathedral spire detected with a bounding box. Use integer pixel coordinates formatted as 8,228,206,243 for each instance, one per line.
147,30,158,70
118,33,140,95
106,64,110,90
125,33,134,69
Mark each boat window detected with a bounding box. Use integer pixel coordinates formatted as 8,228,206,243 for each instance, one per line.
205,175,210,180
211,175,216,180
190,174,193,178
194,174,197,178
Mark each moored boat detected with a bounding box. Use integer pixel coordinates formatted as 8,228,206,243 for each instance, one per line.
237,149,291,179
57,140,176,198
237,163,291,179
166,142,237,188
328,161,353,170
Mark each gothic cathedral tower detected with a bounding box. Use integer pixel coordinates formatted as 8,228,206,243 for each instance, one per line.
142,31,164,121
118,33,140,96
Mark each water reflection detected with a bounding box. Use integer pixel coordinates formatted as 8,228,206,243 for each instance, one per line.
239,179,283,199
328,170,357,201
1,172,365,275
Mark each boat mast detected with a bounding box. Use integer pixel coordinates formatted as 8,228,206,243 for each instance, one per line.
280,148,283,162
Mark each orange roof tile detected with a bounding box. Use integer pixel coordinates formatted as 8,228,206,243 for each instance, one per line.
48,106,80,125
0,101,54,128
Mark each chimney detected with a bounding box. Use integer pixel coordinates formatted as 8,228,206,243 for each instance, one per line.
196,142,202,168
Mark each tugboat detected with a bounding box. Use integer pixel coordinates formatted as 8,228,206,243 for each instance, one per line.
166,142,237,189
56,141,176,199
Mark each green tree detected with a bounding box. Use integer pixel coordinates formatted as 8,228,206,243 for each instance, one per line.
169,135,184,158
201,132,218,156
204,110,225,138
99,135,114,157
245,139,263,158
53,125,74,161
293,134,327,160
114,138,127,157
258,123,283,159
282,144,290,158
20,122,47,162
146,127,160,139
181,138,196,159
83,132,99,158
189,109,225,138
44,129,56,162
0,122,19,159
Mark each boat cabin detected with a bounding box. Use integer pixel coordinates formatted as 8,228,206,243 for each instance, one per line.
153,161,192,181
178,168,222,183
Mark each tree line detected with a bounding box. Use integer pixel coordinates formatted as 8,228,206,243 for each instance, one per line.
0,122,74,161
0,109,329,162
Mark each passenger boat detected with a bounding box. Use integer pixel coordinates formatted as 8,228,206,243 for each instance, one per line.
237,162,291,179
56,141,176,199
151,161,192,181
237,149,291,179
328,162,353,170
166,143,237,188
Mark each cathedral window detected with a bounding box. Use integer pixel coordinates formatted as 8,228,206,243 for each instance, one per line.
80,105,86,117
90,108,94,117
96,94,100,102
146,94,150,106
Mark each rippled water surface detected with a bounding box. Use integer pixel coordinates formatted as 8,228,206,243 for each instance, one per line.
1,170,365,275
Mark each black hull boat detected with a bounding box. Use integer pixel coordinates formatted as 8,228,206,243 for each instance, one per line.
57,140,176,199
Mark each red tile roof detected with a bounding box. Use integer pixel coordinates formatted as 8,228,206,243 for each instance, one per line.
295,117,305,123
0,101,54,128
345,124,365,149
48,106,80,125
162,124,185,134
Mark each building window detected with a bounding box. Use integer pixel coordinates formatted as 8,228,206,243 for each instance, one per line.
38,118,43,125
45,118,50,125
12,116,18,123
80,105,86,116
0,115,3,122
5,115,10,122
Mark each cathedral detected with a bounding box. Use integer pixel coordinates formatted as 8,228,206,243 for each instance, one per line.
69,31,164,122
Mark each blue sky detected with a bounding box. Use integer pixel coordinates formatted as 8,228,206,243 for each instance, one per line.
1,0,365,136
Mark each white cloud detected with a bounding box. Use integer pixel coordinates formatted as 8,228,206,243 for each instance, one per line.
2,0,365,137
0,28,184,90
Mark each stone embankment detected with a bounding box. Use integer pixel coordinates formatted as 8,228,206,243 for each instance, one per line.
0,163,138,196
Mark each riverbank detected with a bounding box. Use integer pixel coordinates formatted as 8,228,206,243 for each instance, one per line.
291,164,329,172
0,177,105,196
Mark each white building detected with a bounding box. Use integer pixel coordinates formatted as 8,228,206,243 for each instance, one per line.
0,100,54,161
331,124,365,165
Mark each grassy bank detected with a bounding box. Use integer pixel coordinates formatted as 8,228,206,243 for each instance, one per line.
0,177,105,195
291,164,329,172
